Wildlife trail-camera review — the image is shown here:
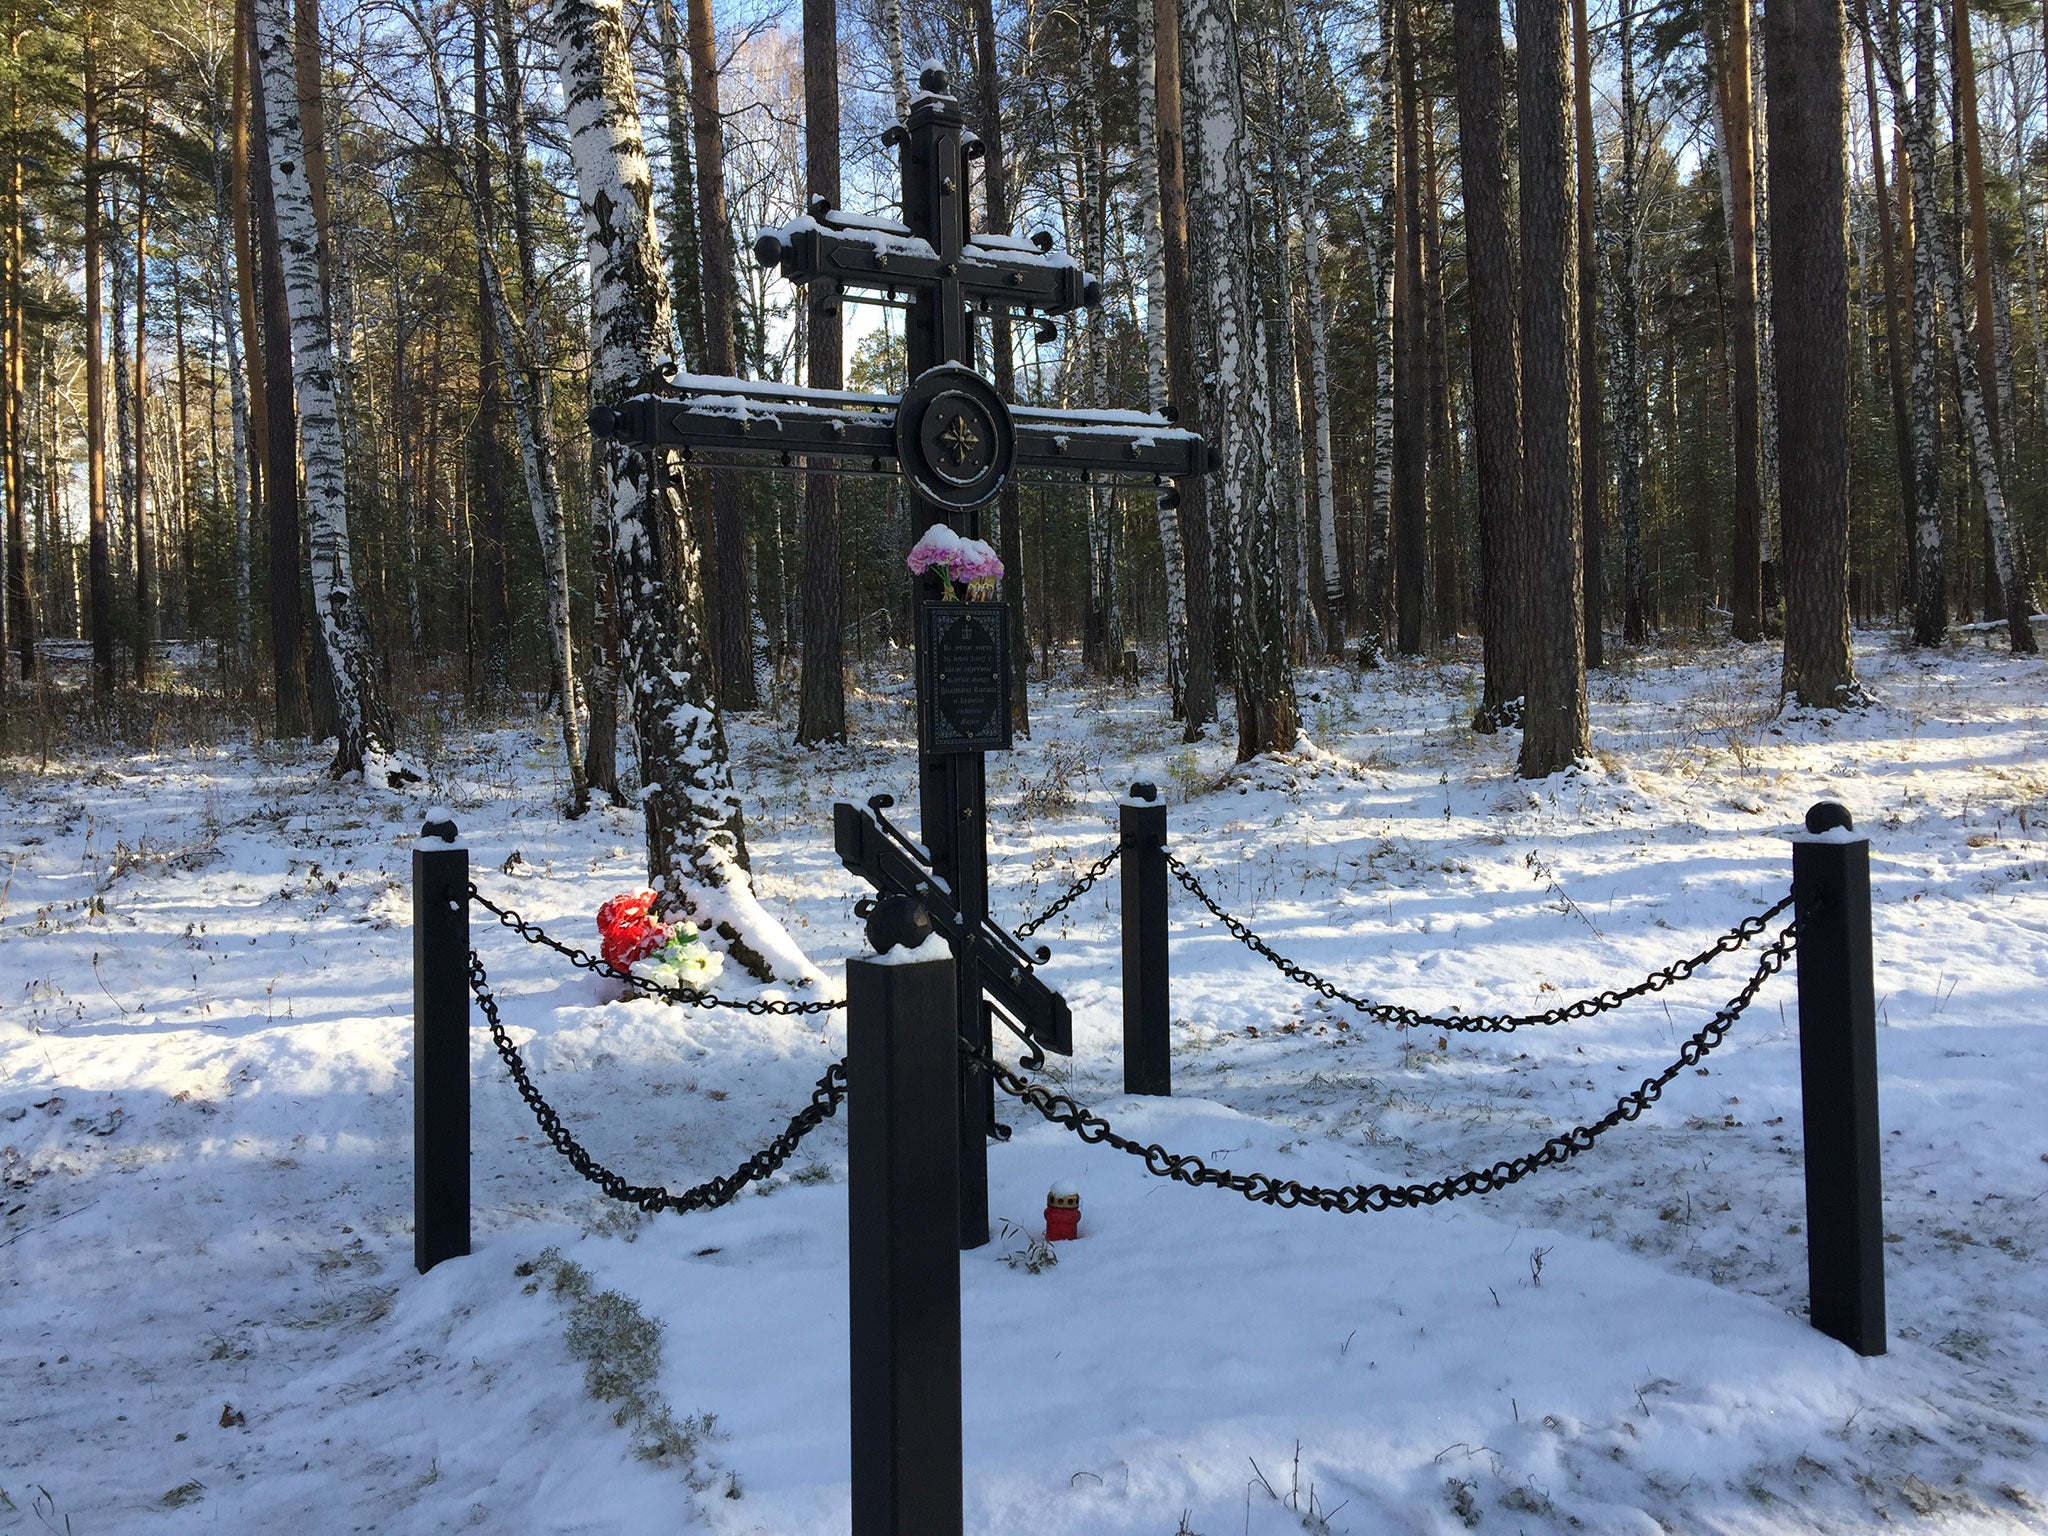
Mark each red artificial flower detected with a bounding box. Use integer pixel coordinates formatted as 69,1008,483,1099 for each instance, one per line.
596,890,670,973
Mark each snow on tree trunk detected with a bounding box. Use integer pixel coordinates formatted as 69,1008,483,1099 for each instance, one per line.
1186,0,1300,759
1139,18,1191,714
251,0,389,779
549,0,814,980
1873,0,2035,652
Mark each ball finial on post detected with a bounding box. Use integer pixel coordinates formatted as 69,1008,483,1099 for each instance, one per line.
1805,801,1854,834
866,894,934,956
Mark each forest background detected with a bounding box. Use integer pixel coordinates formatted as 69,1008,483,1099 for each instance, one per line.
0,0,2043,893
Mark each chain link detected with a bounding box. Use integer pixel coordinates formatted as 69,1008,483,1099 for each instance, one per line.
1167,853,1795,1034
1014,842,1124,938
469,950,848,1214
467,884,844,1014
970,921,1796,1212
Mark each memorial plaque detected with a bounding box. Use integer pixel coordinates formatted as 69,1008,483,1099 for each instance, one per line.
919,602,1011,754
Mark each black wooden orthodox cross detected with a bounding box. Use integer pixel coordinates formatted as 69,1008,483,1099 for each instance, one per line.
593,66,1215,1248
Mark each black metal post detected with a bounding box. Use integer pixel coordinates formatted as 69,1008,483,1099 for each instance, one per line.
413,816,470,1275
1792,801,1885,1356
847,920,964,1536
1121,782,1171,1096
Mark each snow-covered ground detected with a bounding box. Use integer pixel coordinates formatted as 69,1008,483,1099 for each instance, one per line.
4,631,2046,1534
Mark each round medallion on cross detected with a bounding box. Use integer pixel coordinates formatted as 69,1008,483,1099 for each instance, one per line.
895,363,1015,510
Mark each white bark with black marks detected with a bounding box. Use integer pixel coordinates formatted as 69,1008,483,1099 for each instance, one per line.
1186,0,1299,757
549,0,811,977
1869,0,2034,651
252,0,388,776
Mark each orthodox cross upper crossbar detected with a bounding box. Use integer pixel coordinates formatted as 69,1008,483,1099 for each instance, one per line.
588,80,1216,506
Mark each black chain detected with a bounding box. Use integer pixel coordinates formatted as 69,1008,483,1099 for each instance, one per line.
1015,842,1124,938
468,884,843,1014
1167,853,1795,1034
469,951,848,1214
970,921,1796,1212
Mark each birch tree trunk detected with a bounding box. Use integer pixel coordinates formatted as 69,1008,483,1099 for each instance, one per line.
1518,0,1591,776
1871,0,2033,650
252,0,391,776
1766,0,1861,705
1454,0,1526,713
1862,32,1915,600
1153,0,1218,732
551,0,803,977
1139,15,1192,710
1751,0,1780,587
880,0,911,122
1186,0,1299,759
1281,0,1342,659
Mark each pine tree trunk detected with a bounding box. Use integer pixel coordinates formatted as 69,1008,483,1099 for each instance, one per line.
1718,0,1766,642
1862,32,1915,606
246,0,310,735
3,17,36,684
682,0,758,711
551,0,798,976
1422,107,1457,644
1872,0,2030,649
1454,0,1526,713
1186,0,1299,758
253,0,390,773
472,8,512,707
1572,0,1604,666
131,124,154,685
209,74,255,662
1615,0,1648,644
1517,0,1591,776
971,0,1031,737
1766,0,1861,704
1362,9,1395,666
1153,0,1216,734
794,0,845,745
414,4,587,808
653,0,704,372
1391,0,1427,655
84,10,115,701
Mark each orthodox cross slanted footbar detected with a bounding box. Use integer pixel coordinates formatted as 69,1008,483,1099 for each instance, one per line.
592,66,1215,1249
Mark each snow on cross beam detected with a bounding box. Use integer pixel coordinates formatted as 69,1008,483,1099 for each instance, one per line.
588,382,1217,494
